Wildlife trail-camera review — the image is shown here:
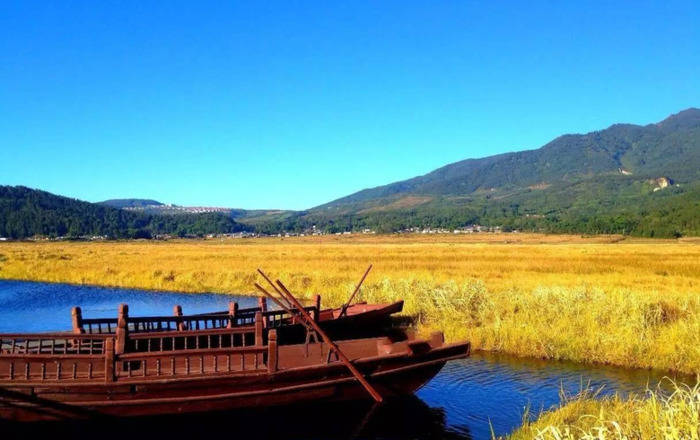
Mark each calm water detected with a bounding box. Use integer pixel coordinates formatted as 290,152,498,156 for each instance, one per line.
0,280,692,439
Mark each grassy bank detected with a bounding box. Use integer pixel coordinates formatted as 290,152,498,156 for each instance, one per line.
1,234,700,373
507,380,700,439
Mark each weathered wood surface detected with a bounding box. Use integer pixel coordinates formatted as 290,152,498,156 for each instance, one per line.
0,326,469,422
71,299,404,346
76,304,320,334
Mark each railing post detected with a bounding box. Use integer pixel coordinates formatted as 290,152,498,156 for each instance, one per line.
430,331,445,348
71,306,85,334
258,297,268,328
115,303,129,355
267,329,278,373
173,304,186,331
105,338,115,382
227,302,238,328
255,312,263,346
314,294,321,322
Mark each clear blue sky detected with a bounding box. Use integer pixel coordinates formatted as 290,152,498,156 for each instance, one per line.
1,1,698,210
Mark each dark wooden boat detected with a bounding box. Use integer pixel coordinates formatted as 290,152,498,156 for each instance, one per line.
72,296,405,345
0,322,470,422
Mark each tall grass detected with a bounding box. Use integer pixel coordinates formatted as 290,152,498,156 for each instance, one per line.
329,278,700,374
507,380,700,439
1,235,700,373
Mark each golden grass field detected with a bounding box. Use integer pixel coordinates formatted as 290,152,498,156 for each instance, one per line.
2,233,700,438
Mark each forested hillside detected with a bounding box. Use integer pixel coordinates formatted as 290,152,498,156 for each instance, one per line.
0,186,249,239
320,108,700,210
250,109,700,237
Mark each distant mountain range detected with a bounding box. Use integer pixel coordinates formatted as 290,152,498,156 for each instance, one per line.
1,108,699,238
100,199,290,220
254,108,700,237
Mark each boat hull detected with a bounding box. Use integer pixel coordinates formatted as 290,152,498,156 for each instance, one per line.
0,341,468,422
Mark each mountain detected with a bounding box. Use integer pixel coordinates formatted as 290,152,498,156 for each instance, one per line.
102,198,292,223
321,108,700,210
256,108,700,237
2,109,699,239
100,199,163,209
0,186,250,239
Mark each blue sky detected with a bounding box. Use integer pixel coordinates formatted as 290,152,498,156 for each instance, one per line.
1,1,698,210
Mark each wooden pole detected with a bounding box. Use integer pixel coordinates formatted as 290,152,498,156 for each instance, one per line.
254,312,263,346
254,283,315,334
258,297,268,328
267,329,278,373
257,269,293,309
275,279,383,403
173,305,187,331
115,304,129,355
71,306,84,334
228,302,238,328
104,338,115,382
313,294,321,322
339,265,372,318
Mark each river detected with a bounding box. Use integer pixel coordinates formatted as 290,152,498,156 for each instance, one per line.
0,280,691,439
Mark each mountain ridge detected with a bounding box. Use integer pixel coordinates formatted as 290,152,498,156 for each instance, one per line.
2,108,699,238
314,108,700,213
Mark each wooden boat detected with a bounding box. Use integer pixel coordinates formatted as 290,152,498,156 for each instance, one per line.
0,322,470,421
1,273,468,422
72,296,405,345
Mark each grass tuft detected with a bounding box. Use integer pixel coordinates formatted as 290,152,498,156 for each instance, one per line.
507,379,700,440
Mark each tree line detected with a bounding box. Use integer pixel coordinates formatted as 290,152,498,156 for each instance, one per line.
2,184,698,240
0,186,250,239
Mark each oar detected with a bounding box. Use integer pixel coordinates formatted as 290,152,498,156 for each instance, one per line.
275,279,383,403
257,268,294,309
253,282,315,334
339,265,372,318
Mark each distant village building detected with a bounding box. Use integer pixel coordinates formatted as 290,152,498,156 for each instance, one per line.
649,177,673,192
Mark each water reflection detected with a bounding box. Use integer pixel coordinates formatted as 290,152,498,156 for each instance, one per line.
419,352,694,438
1,396,472,440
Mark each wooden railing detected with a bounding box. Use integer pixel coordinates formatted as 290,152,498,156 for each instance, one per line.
0,329,281,384
0,352,109,382
189,304,260,317
72,297,321,335
1,333,109,355
117,346,268,378
127,323,262,353
0,336,113,382
76,311,237,335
